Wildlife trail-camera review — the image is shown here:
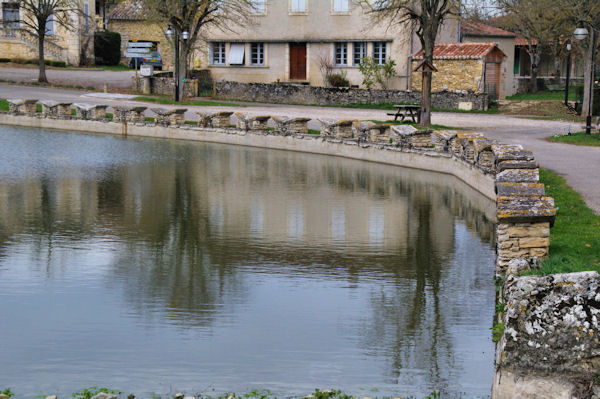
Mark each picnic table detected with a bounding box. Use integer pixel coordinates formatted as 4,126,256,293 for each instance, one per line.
387,104,421,123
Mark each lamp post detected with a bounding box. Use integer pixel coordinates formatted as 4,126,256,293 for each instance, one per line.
165,25,189,102
574,22,595,135
565,40,572,107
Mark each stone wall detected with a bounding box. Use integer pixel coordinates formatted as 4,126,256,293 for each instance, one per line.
514,77,585,94
131,72,202,98
214,80,490,110
411,59,484,93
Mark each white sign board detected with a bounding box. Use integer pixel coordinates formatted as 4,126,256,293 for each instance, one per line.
140,64,154,76
126,41,153,58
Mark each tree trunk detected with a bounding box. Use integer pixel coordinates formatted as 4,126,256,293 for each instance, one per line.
528,50,538,93
178,40,189,100
421,70,432,127
581,31,596,118
38,29,48,83
553,56,562,84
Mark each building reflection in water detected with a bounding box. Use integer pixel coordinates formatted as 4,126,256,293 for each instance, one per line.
0,126,496,397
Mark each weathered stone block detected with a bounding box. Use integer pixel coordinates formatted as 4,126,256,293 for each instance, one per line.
496,182,546,197
113,105,147,122
151,107,187,126
39,100,73,118
496,159,539,172
496,168,540,183
529,247,548,257
497,196,556,225
505,223,550,238
499,272,600,377
272,116,310,135
7,98,38,114
73,103,108,120
519,237,550,248
210,111,233,128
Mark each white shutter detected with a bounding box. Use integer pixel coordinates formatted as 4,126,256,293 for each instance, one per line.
229,43,245,65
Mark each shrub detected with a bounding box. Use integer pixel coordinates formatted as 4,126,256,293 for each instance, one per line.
327,71,350,88
0,58,10,63
94,31,121,65
574,84,600,115
358,57,397,89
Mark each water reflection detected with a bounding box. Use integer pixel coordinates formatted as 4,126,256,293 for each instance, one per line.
0,126,495,398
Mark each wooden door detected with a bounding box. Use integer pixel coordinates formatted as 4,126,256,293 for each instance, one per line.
485,61,501,99
289,43,307,80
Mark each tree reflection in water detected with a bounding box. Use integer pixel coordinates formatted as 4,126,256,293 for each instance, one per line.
0,126,496,396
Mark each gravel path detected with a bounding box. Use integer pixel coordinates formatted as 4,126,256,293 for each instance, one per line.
1,83,598,214
0,66,135,89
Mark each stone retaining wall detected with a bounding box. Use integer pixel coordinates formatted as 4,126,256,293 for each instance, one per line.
1,99,598,398
214,81,490,111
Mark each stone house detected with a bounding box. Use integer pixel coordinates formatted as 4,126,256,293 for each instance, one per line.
108,0,459,90
460,19,516,97
0,0,95,65
411,42,506,99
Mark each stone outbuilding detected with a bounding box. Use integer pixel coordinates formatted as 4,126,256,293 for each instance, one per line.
411,42,506,99
460,20,516,97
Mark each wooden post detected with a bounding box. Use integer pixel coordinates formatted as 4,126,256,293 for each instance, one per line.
413,60,438,128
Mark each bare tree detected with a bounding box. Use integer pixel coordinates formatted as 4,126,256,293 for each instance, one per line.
143,0,254,98
17,0,79,83
356,0,459,127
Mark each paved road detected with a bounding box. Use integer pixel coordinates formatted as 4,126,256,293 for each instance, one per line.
0,66,135,89
1,83,598,214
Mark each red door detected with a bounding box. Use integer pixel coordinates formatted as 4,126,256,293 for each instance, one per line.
289,43,307,80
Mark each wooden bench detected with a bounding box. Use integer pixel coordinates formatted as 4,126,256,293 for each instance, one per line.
387,104,421,123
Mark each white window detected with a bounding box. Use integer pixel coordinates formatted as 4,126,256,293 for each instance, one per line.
334,42,347,66
251,0,265,14
45,14,54,35
373,41,387,64
84,2,89,33
2,3,20,28
290,0,306,13
211,42,226,65
229,43,245,65
333,0,348,13
251,43,264,65
353,42,367,65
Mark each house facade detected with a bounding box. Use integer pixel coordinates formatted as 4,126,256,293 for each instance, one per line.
0,0,95,65
202,0,459,90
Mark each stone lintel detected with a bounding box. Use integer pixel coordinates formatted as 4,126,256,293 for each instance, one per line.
496,182,546,197
497,195,556,224
496,168,539,183
494,145,534,162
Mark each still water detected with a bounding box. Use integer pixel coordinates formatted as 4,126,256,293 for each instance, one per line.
0,126,496,398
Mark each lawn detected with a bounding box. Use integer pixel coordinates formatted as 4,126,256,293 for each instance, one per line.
370,120,459,130
534,169,600,275
506,89,579,101
547,131,600,146
0,99,8,111
133,96,244,107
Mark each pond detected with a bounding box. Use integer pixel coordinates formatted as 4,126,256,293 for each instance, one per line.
0,126,496,399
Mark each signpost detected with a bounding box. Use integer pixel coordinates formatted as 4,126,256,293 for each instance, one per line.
126,41,154,74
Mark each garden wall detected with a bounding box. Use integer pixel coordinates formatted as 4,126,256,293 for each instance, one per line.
213,81,490,111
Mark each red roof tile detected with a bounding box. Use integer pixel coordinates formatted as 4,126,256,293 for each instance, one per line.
108,1,146,21
515,35,538,46
461,20,515,37
413,42,505,60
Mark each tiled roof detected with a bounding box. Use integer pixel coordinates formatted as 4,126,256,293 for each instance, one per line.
515,36,538,46
108,1,146,21
413,42,504,60
461,20,515,37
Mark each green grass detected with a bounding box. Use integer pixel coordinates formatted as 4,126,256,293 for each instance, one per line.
308,129,320,135
547,131,600,146
133,96,244,107
0,99,8,111
184,120,198,126
534,169,600,274
370,120,459,130
506,89,578,101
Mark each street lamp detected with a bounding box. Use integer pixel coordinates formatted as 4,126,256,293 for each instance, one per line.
165,24,189,102
574,21,595,134
565,40,572,107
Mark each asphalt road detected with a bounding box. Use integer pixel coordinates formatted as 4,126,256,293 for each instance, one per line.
1,82,598,214
0,66,135,89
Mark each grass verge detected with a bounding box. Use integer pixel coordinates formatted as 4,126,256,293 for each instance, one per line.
534,169,600,275
370,120,459,130
133,96,244,107
506,90,578,101
0,99,8,111
547,131,600,147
